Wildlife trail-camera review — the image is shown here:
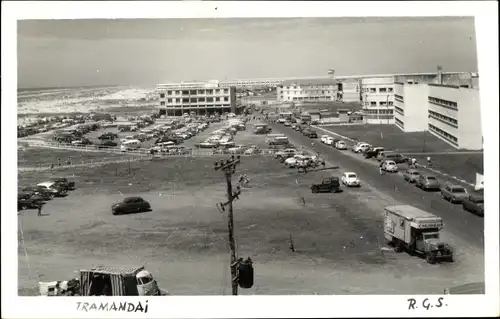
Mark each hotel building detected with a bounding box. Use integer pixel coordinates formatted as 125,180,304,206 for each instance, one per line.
394,81,482,150
276,78,337,102
157,81,239,116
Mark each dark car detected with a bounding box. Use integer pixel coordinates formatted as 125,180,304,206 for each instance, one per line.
18,192,45,210
112,197,151,215
462,191,484,216
311,177,341,193
97,140,118,148
21,186,55,200
98,132,118,140
379,152,407,164
308,130,318,138
440,183,469,204
364,147,385,159
415,174,441,191
51,178,76,191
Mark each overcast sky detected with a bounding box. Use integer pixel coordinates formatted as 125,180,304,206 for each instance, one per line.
17,17,478,88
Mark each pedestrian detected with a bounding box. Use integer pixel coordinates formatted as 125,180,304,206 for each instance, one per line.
311,142,315,148
321,159,326,169
37,203,42,217
411,157,417,168
379,161,385,175
426,156,432,167
50,163,54,171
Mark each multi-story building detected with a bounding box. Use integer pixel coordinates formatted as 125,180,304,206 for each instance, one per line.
338,79,361,103
394,82,482,150
157,81,239,116
277,79,337,102
361,76,395,124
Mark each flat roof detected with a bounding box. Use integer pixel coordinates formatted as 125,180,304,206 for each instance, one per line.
385,205,438,220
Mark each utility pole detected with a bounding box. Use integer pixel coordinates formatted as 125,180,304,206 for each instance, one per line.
214,155,242,295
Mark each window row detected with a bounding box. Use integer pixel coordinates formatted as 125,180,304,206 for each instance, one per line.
394,94,404,102
284,84,332,89
394,106,404,115
428,96,458,110
163,97,229,104
429,110,458,127
363,87,394,93
429,123,458,146
366,101,394,107
282,90,334,95
288,96,333,101
364,109,394,115
395,117,405,128
160,89,229,98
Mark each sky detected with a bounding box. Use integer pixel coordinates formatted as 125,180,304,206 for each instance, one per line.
17,17,478,89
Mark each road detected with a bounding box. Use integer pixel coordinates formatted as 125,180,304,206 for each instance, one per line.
269,122,484,250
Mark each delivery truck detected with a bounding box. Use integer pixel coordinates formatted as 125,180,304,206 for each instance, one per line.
384,205,454,264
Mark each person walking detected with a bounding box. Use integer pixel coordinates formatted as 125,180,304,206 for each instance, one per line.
379,161,385,175
37,203,43,217
426,156,432,167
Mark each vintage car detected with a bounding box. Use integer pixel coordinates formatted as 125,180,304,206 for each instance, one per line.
440,183,469,204
381,160,399,172
341,172,361,187
415,174,441,191
310,177,341,193
403,169,420,183
462,191,484,216
111,197,151,215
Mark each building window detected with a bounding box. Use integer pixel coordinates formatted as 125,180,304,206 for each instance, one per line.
175,91,181,95
207,89,214,94
167,91,172,95
224,97,229,102
216,97,221,102
395,117,405,129
176,98,181,103
167,99,172,103
428,96,458,110
198,90,205,94
160,101,165,106
379,88,387,93
388,88,394,93
380,101,387,107
190,98,197,103
370,101,377,106
224,89,229,94
189,90,196,95
182,98,189,103
160,93,165,98
182,90,189,95
429,123,458,146
429,110,458,128
207,97,214,102
369,88,376,93
395,106,404,115
198,97,206,102
388,101,393,106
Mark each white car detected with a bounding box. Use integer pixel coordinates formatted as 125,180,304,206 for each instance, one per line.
341,172,361,187
320,135,330,143
382,160,399,172
353,143,371,153
324,137,335,145
285,155,308,168
336,141,347,150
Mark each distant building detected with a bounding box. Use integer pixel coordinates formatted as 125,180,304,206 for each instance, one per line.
394,81,482,150
361,76,396,124
277,79,337,102
338,79,361,103
156,81,240,116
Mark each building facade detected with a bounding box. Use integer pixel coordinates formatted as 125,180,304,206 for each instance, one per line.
394,82,482,150
361,76,395,124
157,81,239,116
338,79,361,103
277,79,337,102
393,83,429,132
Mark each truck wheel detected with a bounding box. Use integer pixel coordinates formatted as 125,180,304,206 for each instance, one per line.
426,252,436,264
394,240,403,253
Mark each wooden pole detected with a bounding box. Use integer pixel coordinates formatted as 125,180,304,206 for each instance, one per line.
225,171,238,296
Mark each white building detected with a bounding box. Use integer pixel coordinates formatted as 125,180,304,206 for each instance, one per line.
394,82,482,150
157,81,239,116
338,79,361,103
361,76,395,124
277,79,337,102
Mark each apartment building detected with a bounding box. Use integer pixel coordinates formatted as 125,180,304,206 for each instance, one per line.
361,76,395,124
157,81,238,116
394,82,482,150
277,78,337,102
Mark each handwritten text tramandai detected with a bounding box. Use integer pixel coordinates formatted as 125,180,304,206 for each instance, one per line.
76,301,149,313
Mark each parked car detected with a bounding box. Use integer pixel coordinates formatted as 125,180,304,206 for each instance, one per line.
294,125,303,132
320,135,330,143
51,178,76,191
36,182,68,197
284,121,292,127
111,197,151,215
462,191,484,216
415,174,440,191
353,143,371,153
440,183,469,203
308,130,318,138
311,177,341,193
71,138,92,146
274,148,297,160
18,192,45,211
381,160,399,172
324,137,335,146
364,147,384,159
341,172,361,187
335,140,347,150
98,132,118,140
402,169,420,183
285,154,308,168
21,186,55,200
379,152,407,164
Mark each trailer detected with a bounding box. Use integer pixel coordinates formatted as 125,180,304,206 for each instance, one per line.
384,205,454,264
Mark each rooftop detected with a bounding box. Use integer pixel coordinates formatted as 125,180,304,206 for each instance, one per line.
282,78,337,86
386,205,438,220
